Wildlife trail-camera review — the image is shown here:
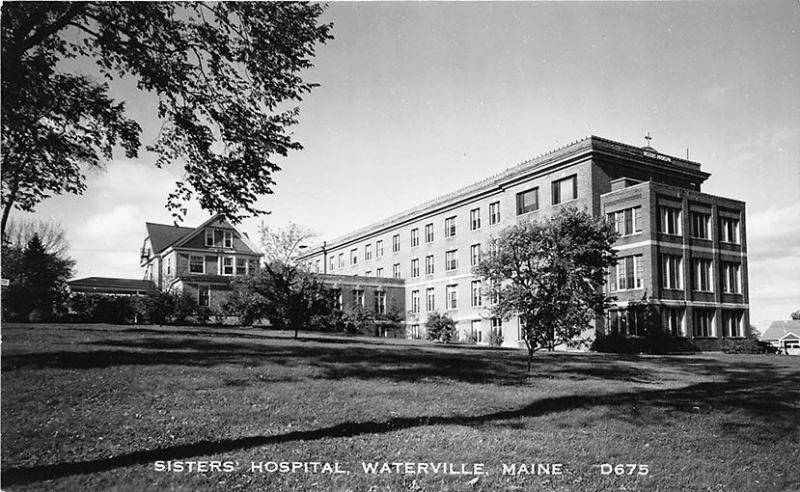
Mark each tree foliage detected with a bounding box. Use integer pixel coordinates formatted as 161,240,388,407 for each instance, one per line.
259,221,316,265
2,233,74,321
474,207,618,370
226,261,337,337
425,311,456,343
4,218,71,258
1,2,333,234
791,310,800,321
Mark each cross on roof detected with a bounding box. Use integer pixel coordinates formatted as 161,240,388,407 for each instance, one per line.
644,132,653,146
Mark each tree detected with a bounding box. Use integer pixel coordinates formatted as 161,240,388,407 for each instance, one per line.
791,310,800,321
4,218,71,258
1,2,333,235
227,260,336,337
425,312,457,343
2,233,74,321
474,207,618,371
259,221,316,265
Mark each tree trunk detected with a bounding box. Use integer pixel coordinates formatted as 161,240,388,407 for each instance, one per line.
2,194,16,239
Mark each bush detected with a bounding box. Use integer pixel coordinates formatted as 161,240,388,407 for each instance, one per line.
591,331,700,354
722,338,779,354
489,329,504,347
425,312,456,343
68,293,144,324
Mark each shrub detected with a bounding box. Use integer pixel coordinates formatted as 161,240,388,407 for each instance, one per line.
489,329,504,347
146,291,177,325
591,331,700,354
195,306,212,325
425,312,456,343
722,338,779,354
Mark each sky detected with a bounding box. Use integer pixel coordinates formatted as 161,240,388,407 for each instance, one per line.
11,2,800,330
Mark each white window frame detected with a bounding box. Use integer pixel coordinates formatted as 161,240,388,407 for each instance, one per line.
610,255,643,291
693,309,715,337
411,290,420,313
411,258,419,278
722,262,741,294
426,288,435,312
236,257,248,276
425,223,434,243
376,240,384,258
489,201,500,225
470,208,480,231
350,248,358,265
189,254,205,274
223,231,233,248
720,217,740,244
411,228,419,247
444,216,456,237
365,243,373,261
222,256,235,276
470,244,481,266
392,234,400,252
471,280,482,307
690,212,711,239
662,254,683,290
205,229,214,247
659,206,682,236
692,259,713,292
608,207,642,236
198,285,211,307
425,255,434,275
445,249,458,271
393,263,401,279
446,284,458,310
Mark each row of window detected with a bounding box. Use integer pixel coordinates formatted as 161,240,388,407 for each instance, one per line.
348,289,387,314
408,318,505,342
609,254,741,294
515,175,578,215
345,244,489,279
204,229,234,248
608,308,744,338
188,254,257,276
660,255,741,293
658,207,741,243
409,280,485,313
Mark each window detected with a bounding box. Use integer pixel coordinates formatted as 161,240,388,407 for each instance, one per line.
609,255,644,291
166,257,171,275
516,188,538,215
411,258,419,278
471,320,483,343
693,309,715,337
236,258,247,276
205,229,214,247
552,175,577,204
491,318,503,338
489,239,500,257
659,206,682,235
338,253,344,268
315,259,321,273
607,309,645,337
329,257,335,272
722,262,741,294
425,223,434,243
411,228,419,247
425,255,435,275
392,234,400,252
471,280,482,307
720,217,740,244
393,263,401,279
365,244,373,261
189,255,205,274
470,208,481,230
607,207,642,236
223,231,233,248
376,267,383,278
198,285,210,307
692,259,713,292
376,240,384,258
489,201,501,225
350,249,358,265
374,291,386,315
446,284,458,309
411,290,420,313
661,254,683,289
445,216,456,237
470,244,481,266
662,308,685,337
722,310,743,338
222,256,234,275
690,212,711,239
426,288,435,311
353,289,364,308
445,250,458,271
410,324,420,339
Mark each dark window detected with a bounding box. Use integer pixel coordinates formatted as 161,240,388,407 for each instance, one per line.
516,188,538,215
552,175,577,204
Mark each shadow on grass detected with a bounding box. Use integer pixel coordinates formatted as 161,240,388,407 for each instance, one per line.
3,366,798,487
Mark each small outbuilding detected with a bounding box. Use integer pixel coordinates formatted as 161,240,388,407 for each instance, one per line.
762,320,800,355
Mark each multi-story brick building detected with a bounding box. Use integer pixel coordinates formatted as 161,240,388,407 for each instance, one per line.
140,214,263,310
298,136,749,350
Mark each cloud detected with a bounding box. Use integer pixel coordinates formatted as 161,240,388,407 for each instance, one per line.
746,202,800,260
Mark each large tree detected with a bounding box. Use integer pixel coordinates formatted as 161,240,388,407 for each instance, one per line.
1,2,333,235
259,221,316,265
474,207,618,371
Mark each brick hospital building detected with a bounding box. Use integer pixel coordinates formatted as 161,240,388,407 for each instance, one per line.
299,136,749,350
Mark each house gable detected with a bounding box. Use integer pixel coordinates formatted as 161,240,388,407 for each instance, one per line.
170,214,261,255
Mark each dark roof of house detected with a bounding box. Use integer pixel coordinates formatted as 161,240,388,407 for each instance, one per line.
762,320,800,340
68,277,157,294
145,222,194,254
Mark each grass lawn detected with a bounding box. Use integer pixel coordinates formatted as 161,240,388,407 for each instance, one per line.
2,323,799,491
